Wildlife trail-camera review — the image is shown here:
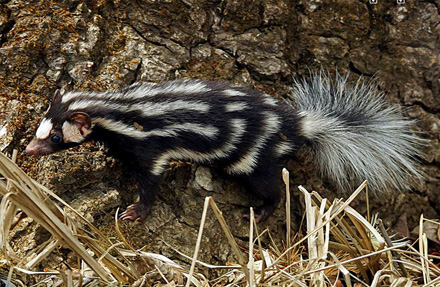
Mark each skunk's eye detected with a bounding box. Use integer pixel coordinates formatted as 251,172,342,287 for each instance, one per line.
51,135,61,143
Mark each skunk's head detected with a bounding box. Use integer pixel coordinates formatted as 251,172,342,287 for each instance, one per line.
26,90,93,156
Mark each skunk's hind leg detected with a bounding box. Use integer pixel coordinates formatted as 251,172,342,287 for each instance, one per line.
240,167,283,222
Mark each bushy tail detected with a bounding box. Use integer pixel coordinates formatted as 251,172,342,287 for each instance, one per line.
293,72,423,193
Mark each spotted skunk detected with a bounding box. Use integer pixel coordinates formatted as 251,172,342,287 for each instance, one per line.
25,73,422,222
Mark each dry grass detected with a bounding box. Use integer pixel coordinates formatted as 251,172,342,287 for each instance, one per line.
0,151,439,286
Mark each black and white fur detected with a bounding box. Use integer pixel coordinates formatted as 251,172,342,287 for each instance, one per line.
26,73,423,221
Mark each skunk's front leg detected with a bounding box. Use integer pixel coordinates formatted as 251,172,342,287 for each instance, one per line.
120,169,161,222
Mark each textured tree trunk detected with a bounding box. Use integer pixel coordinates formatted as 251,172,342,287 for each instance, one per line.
0,0,438,269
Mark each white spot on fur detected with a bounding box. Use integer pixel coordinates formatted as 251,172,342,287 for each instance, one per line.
151,118,246,175
226,112,281,174
225,102,248,112
223,89,247,97
275,141,293,156
263,96,278,106
62,121,85,143
36,118,53,139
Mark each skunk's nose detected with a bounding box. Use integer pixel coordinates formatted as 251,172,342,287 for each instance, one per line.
25,144,36,155
25,139,38,155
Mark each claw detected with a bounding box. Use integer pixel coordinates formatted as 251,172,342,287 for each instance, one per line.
243,211,264,223
243,206,273,223
119,203,150,222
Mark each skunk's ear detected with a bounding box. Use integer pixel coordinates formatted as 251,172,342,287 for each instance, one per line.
62,112,92,143
52,89,62,104
70,112,92,132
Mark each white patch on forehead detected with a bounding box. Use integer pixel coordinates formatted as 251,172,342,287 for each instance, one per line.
36,118,53,139
62,121,85,143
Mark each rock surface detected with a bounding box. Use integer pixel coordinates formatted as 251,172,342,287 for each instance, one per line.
0,0,439,277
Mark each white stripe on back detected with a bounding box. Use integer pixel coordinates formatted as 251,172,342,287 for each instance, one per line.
226,112,281,174
92,118,148,139
223,89,247,97
68,99,210,116
61,80,211,103
127,80,211,98
145,123,219,139
151,118,246,175
92,118,219,140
